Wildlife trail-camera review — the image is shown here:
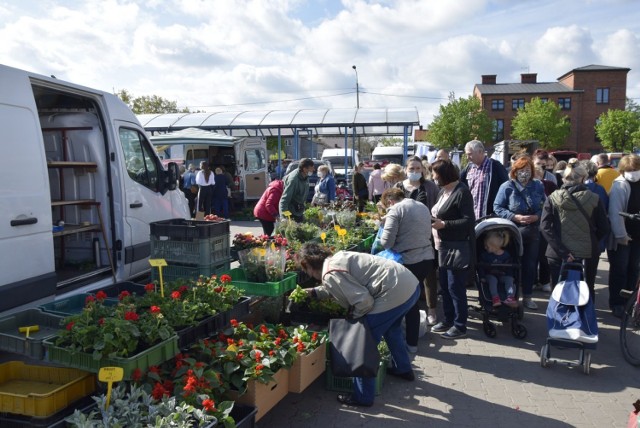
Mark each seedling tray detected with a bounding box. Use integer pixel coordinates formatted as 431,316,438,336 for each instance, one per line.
0,309,64,360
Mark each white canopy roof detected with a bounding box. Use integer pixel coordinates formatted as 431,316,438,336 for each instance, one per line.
137,107,419,137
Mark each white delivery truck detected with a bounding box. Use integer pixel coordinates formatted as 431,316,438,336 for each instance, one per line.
369,146,407,167
321,148,360,183
148,127,269,200
0,64,189,314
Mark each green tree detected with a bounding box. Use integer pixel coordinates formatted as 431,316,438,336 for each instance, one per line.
511,98,570,150
595,109,640,152
116,89,191,114
428,92,494,149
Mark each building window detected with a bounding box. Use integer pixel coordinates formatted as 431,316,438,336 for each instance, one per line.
493,119,504,142
596,88,610,104
512,98,525,110
540,98,548,103
492,99,504,111
558,97,571,110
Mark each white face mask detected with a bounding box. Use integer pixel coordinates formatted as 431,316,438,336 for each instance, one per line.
307,170,313,177
624,170,640,182
408,172,422,182
318,172,325,179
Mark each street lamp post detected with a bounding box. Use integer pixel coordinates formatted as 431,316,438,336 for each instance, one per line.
352,65,359,109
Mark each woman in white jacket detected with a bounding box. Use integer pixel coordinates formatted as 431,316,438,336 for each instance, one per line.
607,154,640,318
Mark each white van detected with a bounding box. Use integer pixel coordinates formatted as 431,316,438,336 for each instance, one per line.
148,127,269,200
321,148,360,182
0,64,189,313
370,146,406,167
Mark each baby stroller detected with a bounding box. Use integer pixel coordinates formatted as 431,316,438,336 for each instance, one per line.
474,217,527,339
540,262,597,374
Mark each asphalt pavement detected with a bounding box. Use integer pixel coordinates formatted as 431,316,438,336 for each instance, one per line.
230,221,640,428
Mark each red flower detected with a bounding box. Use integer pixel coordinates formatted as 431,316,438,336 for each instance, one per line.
269,350,276,356
297,342,305,352
230,319,239,327
85,295,95,305
312,332,319,342
152,382,168,400
237,353,244,360
171,291,181,300
124,311,139,321
220,274,232,284
278,329,288,339
274,337,282,346
260,324,269,334
145,283,155,292
178,285,189,293
255,364,264,371
202,398,216,412
98,318,104,326
95,290,107,301
118,290,131,301
227,338,235,345
150,306,161,314
132,368,142,382
210,274,217,280
149,366,160,374
66,321,75,331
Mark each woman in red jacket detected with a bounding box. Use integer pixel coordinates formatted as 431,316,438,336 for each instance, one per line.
253,179,284,236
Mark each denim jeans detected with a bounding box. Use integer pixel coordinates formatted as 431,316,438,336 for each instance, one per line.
352,286,420,405
521,235,540,297
439,267,469,332
607,241,640,309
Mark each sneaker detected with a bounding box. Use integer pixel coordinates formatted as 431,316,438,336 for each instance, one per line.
542,283,552,293
407,344,418,354
431,321,453,333
441,326,467,340
492,296,502,307
504,296,518,308
427,308,437,326
336,394,373,407
523,297,538,310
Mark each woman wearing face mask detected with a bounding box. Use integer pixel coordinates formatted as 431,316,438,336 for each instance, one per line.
607,154,640,318
396,156,440,325
494,156,546,310
312,164,335,206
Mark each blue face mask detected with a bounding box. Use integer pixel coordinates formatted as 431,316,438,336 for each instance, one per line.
408,172,422,182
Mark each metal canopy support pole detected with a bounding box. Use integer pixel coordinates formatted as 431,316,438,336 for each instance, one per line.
277,128,282,178
344,128,348,184
308,129,313,159
294,129,299,160
351,126,357,187
403,126,409,165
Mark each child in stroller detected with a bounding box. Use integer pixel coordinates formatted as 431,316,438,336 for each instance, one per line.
479,230,518,309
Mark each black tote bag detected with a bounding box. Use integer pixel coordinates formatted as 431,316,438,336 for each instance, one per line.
329,318,380,378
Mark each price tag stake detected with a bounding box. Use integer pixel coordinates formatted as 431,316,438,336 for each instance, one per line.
149,259,168,297
99,367,124,410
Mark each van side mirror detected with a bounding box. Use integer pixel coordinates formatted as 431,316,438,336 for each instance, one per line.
166,162,179,191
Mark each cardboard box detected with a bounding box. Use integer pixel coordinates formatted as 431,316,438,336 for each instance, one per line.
288,345,326,393
228,369,289,421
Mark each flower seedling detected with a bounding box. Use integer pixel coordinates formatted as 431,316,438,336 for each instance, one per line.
321,232,326,243
99,366,123,409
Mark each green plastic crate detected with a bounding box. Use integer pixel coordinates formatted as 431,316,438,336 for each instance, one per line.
324,360,386,395
38,294,118,317
361,234,376,252
0,309,64,360
220,268,297,297
44,335,179,380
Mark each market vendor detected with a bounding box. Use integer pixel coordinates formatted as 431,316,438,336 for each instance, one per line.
298,242,419,407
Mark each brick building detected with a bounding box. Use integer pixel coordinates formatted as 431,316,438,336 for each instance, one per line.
473,64,630,154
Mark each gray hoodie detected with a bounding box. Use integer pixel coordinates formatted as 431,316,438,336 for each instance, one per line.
313,251,418,318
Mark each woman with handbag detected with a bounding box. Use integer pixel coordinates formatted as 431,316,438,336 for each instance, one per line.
493,156,547,309
540,159,609,300
298,243,420,407
430,160,476,339
378,187,434,353
312,165,335,206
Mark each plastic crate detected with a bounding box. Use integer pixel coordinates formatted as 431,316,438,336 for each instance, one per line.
176,313,225,349
151,261,231,283
0,309,64,360
221,296,252,327
0,395,94,427
289,310,331,327
151,234,231,266
0,361,96,418
93,282,147,299
361,234,376,252
38,294,119,317
44,335,179,380
230,404,258,428
220,268,297,297
150,218,230,241
324,359,386,396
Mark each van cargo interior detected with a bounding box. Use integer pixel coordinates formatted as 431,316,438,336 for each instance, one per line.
34,85,114,289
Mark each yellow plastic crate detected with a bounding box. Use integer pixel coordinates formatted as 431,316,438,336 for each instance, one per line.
0,361,95,418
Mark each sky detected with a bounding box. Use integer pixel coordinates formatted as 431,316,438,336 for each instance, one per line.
1,0,639,127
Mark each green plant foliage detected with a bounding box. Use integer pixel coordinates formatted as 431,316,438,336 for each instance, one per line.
511,98,571,150
428,92,494,149
595,109,640,152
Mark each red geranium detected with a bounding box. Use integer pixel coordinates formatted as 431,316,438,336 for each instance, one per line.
230,319,239,327
85,295,95,305
202,398,216,412
66,321,75,331
118,290,131,301
171,291,181,300
95,290,107,301
150,306,161,314
220,274,232,284
145,283,155,292
124,311,139,321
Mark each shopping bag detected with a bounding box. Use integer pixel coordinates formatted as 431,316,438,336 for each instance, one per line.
329,318,380,378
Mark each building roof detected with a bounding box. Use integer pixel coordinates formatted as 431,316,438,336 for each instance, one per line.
137,107,420,137
474,82,580,95
557,64,631,80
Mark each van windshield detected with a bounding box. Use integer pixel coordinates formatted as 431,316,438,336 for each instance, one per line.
372,154,404,165
323,156,353,168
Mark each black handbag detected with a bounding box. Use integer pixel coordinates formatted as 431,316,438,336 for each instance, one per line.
329,318,380,378
439,240,472,270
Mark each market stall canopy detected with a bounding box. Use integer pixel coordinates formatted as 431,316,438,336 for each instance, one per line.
138,107,420,137
148,127,237,146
